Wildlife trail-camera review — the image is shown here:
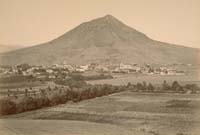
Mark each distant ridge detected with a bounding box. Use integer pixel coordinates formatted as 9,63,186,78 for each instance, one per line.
0,15,199,65
0,44,25,53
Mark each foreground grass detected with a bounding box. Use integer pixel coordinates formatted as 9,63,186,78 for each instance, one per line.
2,92,200,135
0,119,143,135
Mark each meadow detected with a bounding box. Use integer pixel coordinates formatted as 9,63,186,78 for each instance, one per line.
1,73,200,135
2,92,200,135
88,74,200,86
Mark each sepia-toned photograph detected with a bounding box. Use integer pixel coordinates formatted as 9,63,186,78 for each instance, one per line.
0,0,200,135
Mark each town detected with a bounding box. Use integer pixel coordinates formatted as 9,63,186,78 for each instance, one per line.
0,62,189,80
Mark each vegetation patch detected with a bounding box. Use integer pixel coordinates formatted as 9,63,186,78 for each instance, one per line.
166,100,192,108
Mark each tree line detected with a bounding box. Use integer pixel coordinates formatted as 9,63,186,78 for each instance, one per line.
0,83,125,115
126,80,200,93
0,78,199,115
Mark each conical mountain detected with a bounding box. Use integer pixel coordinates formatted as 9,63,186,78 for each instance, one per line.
0,15,199,65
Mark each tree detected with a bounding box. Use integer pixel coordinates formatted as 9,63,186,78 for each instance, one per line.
148,67,154,73
22,96,37,111
147,83,154,91
0,99,16,115
136,83,143,91
162,80,170,91
127,82,132,88
17,63,30,71
171,81,180,91
142,81,147,90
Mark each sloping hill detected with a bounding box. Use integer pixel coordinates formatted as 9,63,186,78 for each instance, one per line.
0,44,24,53
0,15,199,65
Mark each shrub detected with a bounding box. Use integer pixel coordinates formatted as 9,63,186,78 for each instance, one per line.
184,84,200,93
48,93,59,106
34,97,44,109
184,84,198,90
0,98,16,115
22,96,37,111
35,95,49,108
16,100,25,113
59,93,68,104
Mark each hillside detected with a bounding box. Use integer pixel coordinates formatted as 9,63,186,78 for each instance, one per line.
0,15,199,65
0,45,24,53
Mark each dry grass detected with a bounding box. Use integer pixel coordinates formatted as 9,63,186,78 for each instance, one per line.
0,119,143,135
88,74,200,86
2,92,200,135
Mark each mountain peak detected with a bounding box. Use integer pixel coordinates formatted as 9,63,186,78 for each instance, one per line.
90,14,122,26
100,14,120,22
1,15,199,65
102,14,116,19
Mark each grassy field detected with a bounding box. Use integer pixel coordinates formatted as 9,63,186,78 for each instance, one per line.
1,92,200,135
88,74,200,86
0,119,140,135
0,81,44,89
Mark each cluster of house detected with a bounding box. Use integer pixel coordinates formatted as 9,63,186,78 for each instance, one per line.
0,64,69,80
0,62,187,79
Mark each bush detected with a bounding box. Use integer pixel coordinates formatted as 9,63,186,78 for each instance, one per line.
0,98,16,115
34,97,44,109
35,95,49,108
48,93,62,106
16,100,25,113
184,84,200,93
22,96,37,111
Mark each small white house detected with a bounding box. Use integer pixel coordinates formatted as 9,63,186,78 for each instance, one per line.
46,69,54,74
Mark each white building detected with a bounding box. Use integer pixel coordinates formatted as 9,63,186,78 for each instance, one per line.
119,63,133,70
46,69,54,74
80,65,89,71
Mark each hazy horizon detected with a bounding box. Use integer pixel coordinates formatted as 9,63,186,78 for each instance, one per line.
0,0,199,50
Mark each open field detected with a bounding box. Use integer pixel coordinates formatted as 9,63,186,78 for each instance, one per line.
0,81,44,89
0,81,58,90
1,92,200,135
88,74,200,86
0,119,140,135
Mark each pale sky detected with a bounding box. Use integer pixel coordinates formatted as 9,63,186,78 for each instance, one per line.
0,0,199,49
